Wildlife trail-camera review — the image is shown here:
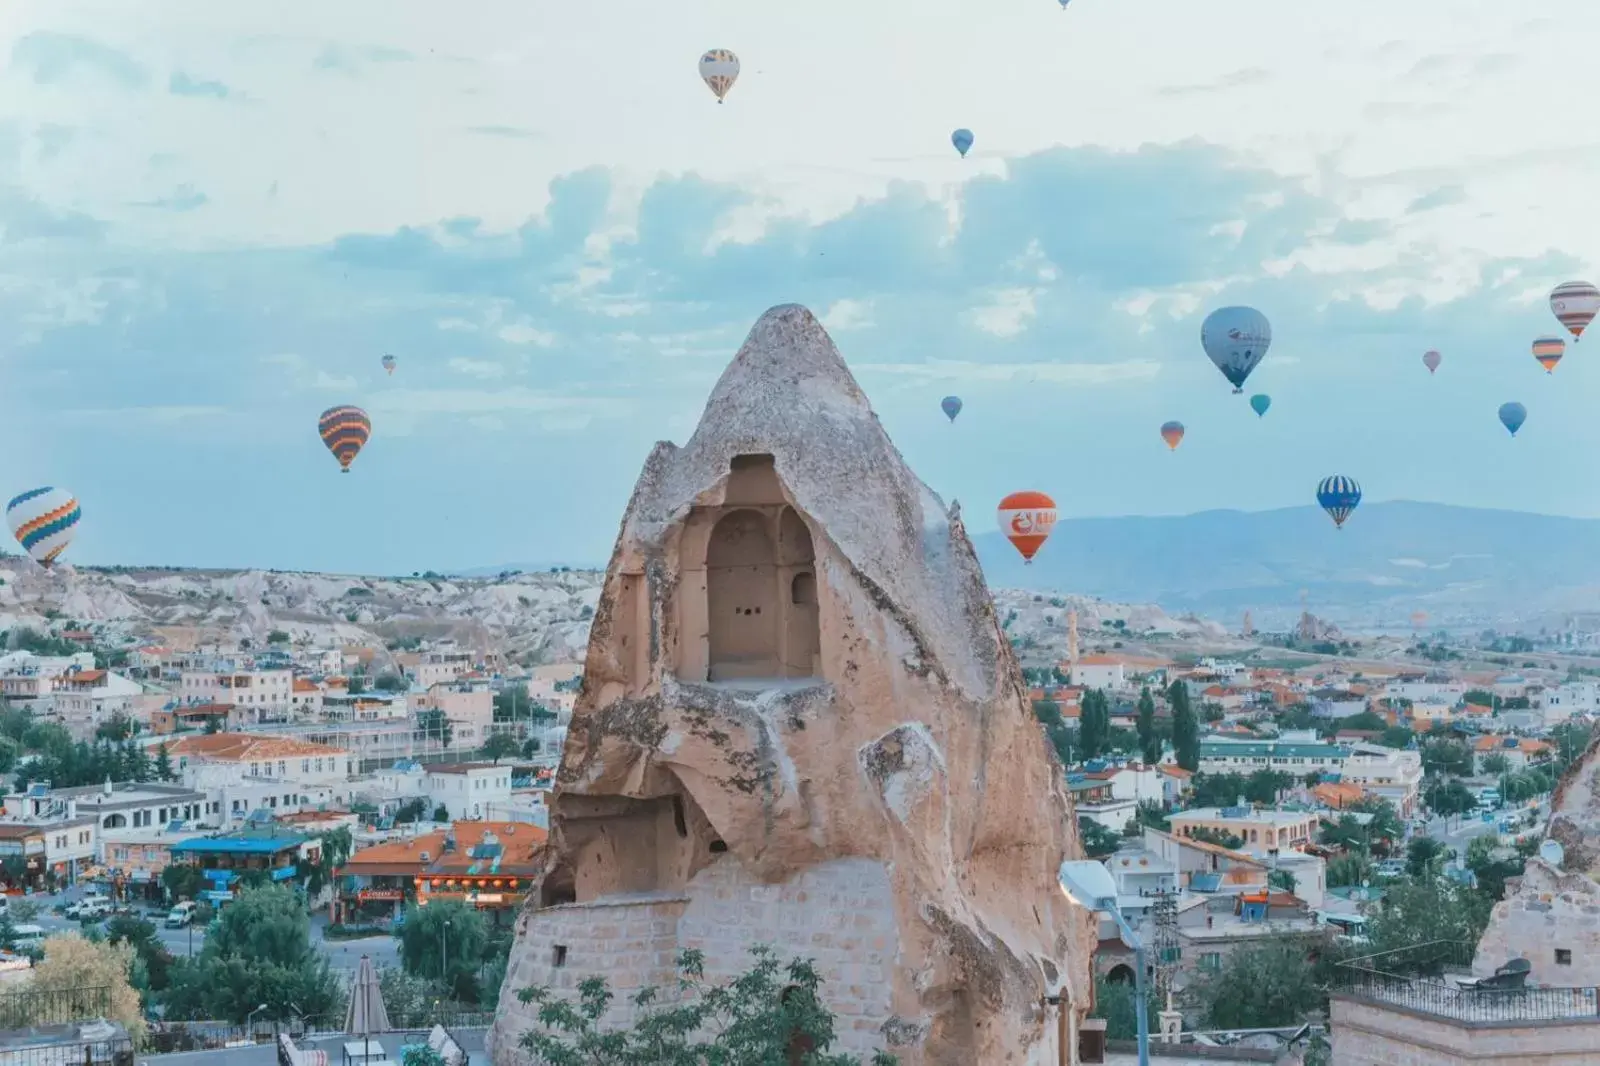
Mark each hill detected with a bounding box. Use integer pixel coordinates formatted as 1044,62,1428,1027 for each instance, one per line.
973,501,1600,631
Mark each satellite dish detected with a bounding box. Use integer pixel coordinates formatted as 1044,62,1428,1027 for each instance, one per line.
1539,840,1565,869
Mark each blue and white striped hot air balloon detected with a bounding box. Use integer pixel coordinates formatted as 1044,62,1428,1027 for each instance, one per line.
1316,475,1361,530
7,487,81,566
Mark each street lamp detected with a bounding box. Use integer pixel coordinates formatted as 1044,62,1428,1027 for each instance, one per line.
1058,860,1149,1066
246,1002,268,1038
441,918,451,990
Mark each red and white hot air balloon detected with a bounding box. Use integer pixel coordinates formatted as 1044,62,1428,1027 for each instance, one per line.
1550,281,1600,341
997,491,1057,564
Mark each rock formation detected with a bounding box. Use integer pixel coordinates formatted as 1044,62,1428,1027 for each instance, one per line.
487,304,1094,1064
1473,729,1600,987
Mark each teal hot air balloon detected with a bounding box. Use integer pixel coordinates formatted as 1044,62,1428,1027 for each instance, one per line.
940,396,963,422
1498,402,1526,437
1249,394,1271,418
951,129,974,158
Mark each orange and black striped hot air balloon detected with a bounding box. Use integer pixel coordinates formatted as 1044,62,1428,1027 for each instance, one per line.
318,405,371,473
996,490,1057,564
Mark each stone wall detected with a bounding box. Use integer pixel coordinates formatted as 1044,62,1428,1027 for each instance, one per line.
1473,859,1600,987
489,855,900,1061
1330,996,1600,1064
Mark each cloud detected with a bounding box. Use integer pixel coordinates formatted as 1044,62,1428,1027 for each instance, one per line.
262,354,358,392
1407,186,1465,213
854,360,1161,385
1157,68,1272,97
168,72,232,100
312,44,415,74
447,357,505,380
130,184,208,212
465,126,540,140
0,187,106,242
821,298,874,331
9,33,148,89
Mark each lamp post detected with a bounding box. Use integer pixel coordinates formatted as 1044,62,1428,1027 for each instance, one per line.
246,1002,268,1040
441,917,451,991
1058,860,1149,1066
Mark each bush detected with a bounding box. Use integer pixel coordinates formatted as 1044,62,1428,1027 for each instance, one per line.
326,923,390,940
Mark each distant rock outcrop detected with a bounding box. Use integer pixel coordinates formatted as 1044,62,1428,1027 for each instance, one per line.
486,305,1092,1065
1474,730,1600,987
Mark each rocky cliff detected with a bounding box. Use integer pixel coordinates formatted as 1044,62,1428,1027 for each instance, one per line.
487,305,1093,1065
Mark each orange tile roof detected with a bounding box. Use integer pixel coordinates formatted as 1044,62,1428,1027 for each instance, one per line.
293,679,320,693
1313,782,1365,809
69,669,106,684
168,732,345,761
1157,765,1192,779
1078,654,1125,666
340,820,547,877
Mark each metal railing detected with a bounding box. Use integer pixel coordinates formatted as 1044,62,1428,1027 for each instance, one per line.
0,986,112,1030
1335,940,1600,1024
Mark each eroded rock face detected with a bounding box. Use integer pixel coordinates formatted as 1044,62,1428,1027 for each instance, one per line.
487,304,1093,1064
1474,729,1600,987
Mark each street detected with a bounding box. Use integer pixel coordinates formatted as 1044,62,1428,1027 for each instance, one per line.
16,887,401,975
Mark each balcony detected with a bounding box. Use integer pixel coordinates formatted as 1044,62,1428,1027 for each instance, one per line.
1330,940,1600,1065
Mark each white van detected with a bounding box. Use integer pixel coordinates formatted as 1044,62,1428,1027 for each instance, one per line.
165,901,196,928
69,897,111,921
10,925,46,950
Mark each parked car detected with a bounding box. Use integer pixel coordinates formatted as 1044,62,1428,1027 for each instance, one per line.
164,901,196,928
68,898,111,921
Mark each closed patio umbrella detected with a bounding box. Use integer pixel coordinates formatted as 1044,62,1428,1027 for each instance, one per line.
344,954,391,1063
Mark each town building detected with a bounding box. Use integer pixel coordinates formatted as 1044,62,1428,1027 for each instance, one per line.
423,763,514,822
168,825,320,902
1069,655,1129,692
148,701,238,734
332,819,547,924
47,668,144,739
1338,743,1424,817
0,823,47,891
1167,806,1320,857
1197,737,1346,775
178,665,294,724
1068,776,1136,833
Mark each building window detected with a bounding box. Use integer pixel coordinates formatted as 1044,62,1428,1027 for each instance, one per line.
1556,949,1573,966
1199,952,1221,972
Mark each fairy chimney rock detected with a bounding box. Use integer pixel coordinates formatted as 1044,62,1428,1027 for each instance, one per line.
488,303,1093,1065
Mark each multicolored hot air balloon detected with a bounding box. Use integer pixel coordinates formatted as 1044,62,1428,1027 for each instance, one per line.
1498,401,1526,437
997,491,1057,565
940,396,962,422
6,487,80,567
319,405,372,473
1532,336,1566,373
1160,421,1185,450
1423,349,1441,374
951,129,973,158
381,354,396,376
1550,281,1600,341
1201,306,1272,393
698,49,739,103
1316,475,1361,530
1410,610,1429,630
1249,394,1271,418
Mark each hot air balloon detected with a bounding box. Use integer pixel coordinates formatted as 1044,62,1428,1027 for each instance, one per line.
1532,336,1566,373
1410,610,1428,630
698,49,739,103
997,491,1057,565
1160,421,1185,451
319,405,372,473
381,354,396,376
1550,281,1600,341
1498,401,1526,437
6,487,80,567
951,129,974,158
1200,306,1272,393
1249,394,1271,418
1057,0,1071,7
1316,475,1361,530
1423,349,1441,374
940,396,963,422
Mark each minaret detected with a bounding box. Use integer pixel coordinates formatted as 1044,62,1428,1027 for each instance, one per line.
1067,608,1080,666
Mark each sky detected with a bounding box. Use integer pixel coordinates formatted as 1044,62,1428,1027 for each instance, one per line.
1,0,1598,574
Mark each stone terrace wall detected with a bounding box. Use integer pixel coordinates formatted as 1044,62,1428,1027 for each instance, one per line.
1473,860,1600,987
489,856,900,1062
1330,996,1600,1065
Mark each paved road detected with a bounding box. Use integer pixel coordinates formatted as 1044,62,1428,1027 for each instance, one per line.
137,1028,488,1066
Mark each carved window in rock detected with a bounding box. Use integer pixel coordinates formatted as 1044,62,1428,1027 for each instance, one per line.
778,508,820,678
707,509,780,680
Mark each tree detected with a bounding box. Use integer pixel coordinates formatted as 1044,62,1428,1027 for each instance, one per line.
25,934,146,1040
1032,701,1074,766
1190,773,1250,809
1425,780,1477,818
480,733,520,764
1421,738,1474,778
1188,826,1245,850
1405,836,1446,879
1135,688,1160,765
1325,852,1370,889
267,630,291,644
105,914,174,995
95,714,135,742
1090,973,1160,1041
162,885,343,1023
161,863,206,903
373,673,408,693
416,709,453,749
1479,752,1511,776
1169,681,1199,772
1243,769,1294,806
1192,940,1323,1030
153,742,174,782
305,827,355,897
518,946,897,1066
1465,835,1524,901
1268,868,1297,894
1133,800,1169,832
1077,817,1122,858
398,899,488,1003
1377,726,1416,750
1366,877,1492,955
1079,690,1110,761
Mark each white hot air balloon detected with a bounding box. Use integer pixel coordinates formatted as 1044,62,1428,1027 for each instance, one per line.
698,49,740,103
6,487,81,567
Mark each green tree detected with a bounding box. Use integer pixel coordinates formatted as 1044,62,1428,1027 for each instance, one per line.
1377,726,1416,750
95,714,135,742
1190,772,1249,809
1188,826,1245,850
162,885,344,1023
1268,869,1297,894
1465,835,1524,901
1405,836,1446,879
1090,973,1160,1042
1421,738,1474,778
1193,940,1323,1030
1169,681,1199,772
1032,701,1074,766
153,742,174,782
1079,690,1109,761
480,733,520,764
1243,769,1294,806
1078,817,1121,858
1479,752,1511,776
305,827,355,897
1135,688,1160,765
1367,877,1492,955
517,946,896,1066
373,673,408,693
397,899,488,1003
105,914,173,995
416,709,454,748
1133,800,1169,832
1425,779,1477,817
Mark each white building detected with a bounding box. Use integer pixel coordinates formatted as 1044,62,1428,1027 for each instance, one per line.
1071,656,1129,692
48,669,144,739
179,666,294,723
423,762,513,821
1534,682,1600,725
1384,679,1467,707
322,690,408,723
1340,743,1424,817
40,818,98,884
290,679,324,718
